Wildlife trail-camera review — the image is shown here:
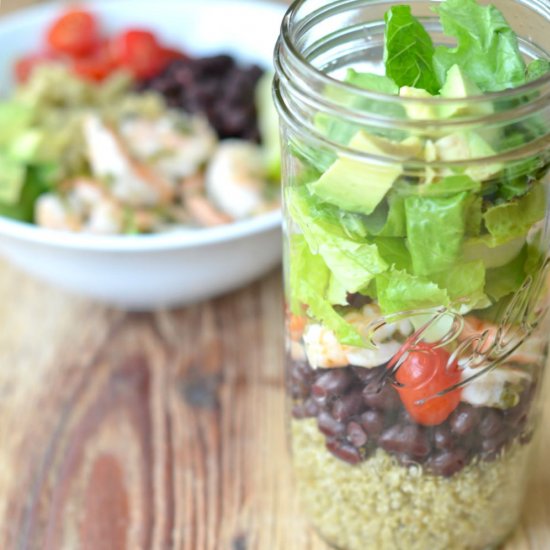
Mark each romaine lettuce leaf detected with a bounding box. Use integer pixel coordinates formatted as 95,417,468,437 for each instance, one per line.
376,268,449,314
288,234,363,346
0,164,53,222
527,59,550,82
431,260,490,311
433,0,527,92
485,246,528,301
483,183,546,242
362,192,407,237
405,192,469,275
384,5,440,94
345,69,399,95
375,237,412,271
287,186,389,293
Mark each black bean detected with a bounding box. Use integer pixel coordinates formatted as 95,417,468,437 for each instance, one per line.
360,410,385,438
317,411,346,438
312,370,354,400
332,389,365,422
302,398,320,418
379,424,431,459
426,449,468,477
398,409,415,425
481,433,508,459
326,438,362,465
449,404,479,436
346,293,372,309
352,366,382,384
292,403,307,419
346,421,368,448
433,425,455,451
362,381,399,411
478,409,503,438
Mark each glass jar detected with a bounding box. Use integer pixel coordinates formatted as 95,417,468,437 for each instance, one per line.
274,1,550,549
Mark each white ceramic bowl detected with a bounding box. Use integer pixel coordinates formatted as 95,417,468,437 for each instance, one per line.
0,0,285,310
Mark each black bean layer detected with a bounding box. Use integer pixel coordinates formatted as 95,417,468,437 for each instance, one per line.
289,358,536,476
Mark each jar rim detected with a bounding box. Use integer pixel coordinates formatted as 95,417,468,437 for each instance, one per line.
279,0,550,107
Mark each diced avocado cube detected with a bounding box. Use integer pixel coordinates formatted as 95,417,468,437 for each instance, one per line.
399,86,439,120
435,131,502,181
439,64,494,118
308,131,407,215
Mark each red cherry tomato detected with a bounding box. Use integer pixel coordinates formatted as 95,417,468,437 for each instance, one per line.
111,29,166,80
14,52,59,83
392,342,462,426
73,41,117,82
47,9,100,57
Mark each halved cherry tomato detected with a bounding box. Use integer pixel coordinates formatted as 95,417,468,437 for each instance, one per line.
391,341,462,426
111,29,165,80
72,41,117,82
14,52,59,83
47,9,100,57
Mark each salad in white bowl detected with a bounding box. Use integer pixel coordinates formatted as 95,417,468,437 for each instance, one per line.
0,0,285,309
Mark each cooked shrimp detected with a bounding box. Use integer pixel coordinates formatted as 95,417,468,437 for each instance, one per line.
35,194,81,232
36,179,123,234
83,114,173,207
302,305,413,369
205,139,269,220
460,364,531,409
119,114,217,180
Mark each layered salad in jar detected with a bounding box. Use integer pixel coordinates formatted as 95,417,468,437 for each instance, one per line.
283,0,550,548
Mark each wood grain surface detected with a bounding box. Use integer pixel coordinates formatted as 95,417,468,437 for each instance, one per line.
0,0,549,548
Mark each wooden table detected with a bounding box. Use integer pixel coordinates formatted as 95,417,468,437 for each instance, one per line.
0,1,549,548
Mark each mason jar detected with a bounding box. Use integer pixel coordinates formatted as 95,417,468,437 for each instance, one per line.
273,1,550,549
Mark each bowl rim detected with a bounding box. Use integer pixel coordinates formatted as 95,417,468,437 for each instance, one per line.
0,0,285,252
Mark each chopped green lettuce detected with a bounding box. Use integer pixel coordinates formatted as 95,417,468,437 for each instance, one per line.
287,186,389,292
0,164,53,222
485,246,528,301
363,192,407,237
483,183,546,242
384,5,440,94
526,59,550,82
433,0,527,92
375,237,412,271
345,69,399,95
376,269,449,314
289,234,363,346
405,192,469,275
431,260,490,311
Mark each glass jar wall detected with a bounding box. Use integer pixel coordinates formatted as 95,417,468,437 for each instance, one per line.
274,1,550,549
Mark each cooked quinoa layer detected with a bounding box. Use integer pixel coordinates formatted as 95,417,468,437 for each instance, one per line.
292,419,533,550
